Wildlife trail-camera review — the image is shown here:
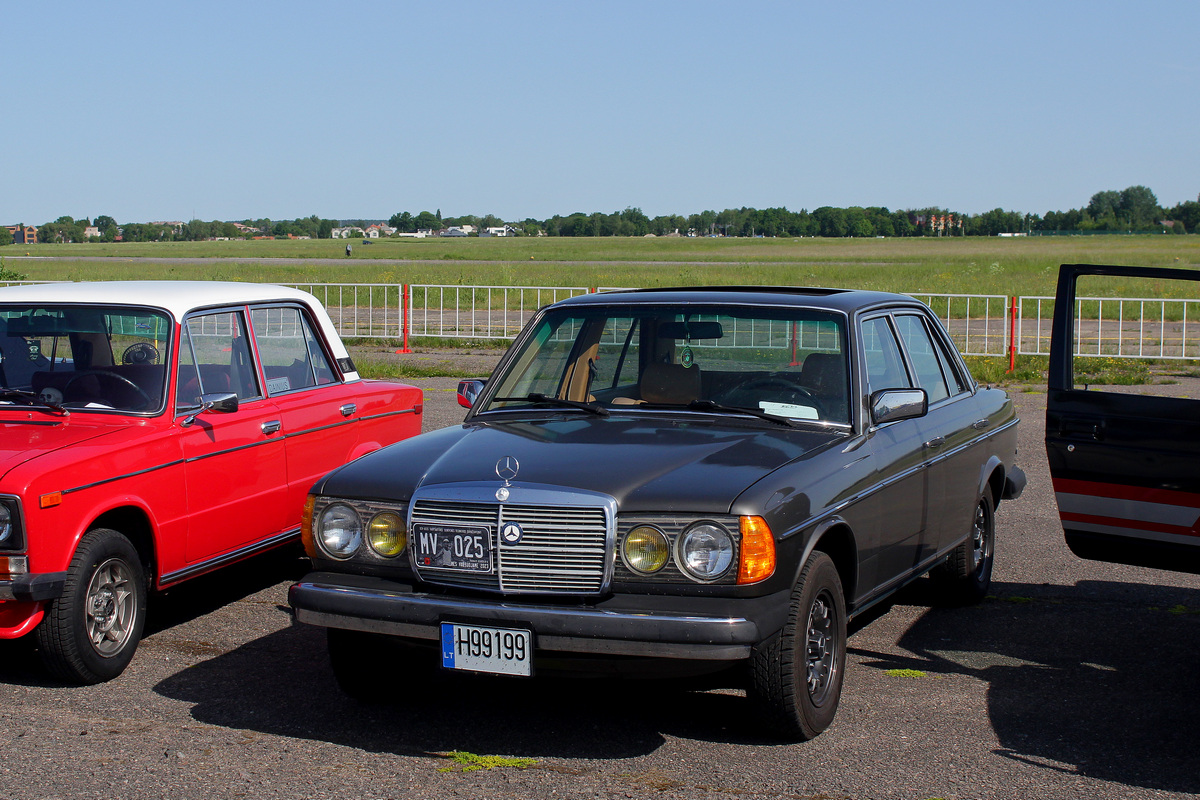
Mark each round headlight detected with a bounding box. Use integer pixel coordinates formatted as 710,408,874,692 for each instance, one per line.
0,505,11,544
676,522,734,581
622,525,670,574
367,511,407,557
318,503,362,558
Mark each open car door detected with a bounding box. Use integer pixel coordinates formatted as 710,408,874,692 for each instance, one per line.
1046,263,1200,574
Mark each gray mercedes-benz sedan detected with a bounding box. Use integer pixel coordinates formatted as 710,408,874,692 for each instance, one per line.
289,286,1024,740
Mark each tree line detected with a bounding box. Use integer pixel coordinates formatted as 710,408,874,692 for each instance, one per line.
7,185,1197,245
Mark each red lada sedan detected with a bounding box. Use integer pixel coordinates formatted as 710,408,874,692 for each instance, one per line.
0,281,422,683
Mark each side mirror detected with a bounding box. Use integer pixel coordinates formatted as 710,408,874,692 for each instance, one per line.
182,392,239,426
870,388,927,426
457,379,486,409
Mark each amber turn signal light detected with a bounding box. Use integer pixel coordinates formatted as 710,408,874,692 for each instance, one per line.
738,515,776,584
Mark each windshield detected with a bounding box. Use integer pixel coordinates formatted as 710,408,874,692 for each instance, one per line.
0,304,172,413
483,303,851,425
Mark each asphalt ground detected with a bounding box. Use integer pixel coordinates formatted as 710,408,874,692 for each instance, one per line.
1,365,1198,800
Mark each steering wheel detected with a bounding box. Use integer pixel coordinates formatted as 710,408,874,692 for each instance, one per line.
718,376,825,416
65,370,154,410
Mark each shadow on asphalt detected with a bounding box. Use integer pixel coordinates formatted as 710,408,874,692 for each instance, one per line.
853,578,1200,796
148,574,1200,785
0,545,310,688
152,620,770,758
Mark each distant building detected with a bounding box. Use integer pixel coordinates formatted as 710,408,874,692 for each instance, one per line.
84,226,101,239
483,225,519,237
331,227,364,239
4,225,37,244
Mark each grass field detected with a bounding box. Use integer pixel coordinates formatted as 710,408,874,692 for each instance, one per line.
7,235,1199,298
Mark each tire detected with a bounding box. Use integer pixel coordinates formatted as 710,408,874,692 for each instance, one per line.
748,550,847,741
932,485,995,606
36,528,147,684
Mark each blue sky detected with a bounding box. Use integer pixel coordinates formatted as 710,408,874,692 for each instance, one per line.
4,1,1197,225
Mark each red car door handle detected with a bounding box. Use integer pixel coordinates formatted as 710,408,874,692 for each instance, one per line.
340,403,357,417
261,420,282,435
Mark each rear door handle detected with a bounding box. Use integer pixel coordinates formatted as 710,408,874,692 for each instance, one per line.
340,403,357,417
923,436,945,449
261,420,282,435
972,419,990,430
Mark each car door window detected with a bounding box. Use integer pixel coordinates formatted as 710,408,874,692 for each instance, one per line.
176,311,260,410
894,315,950,403
861,316,910,395
250,306,336,395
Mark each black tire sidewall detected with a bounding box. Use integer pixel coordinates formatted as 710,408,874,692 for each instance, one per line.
787,552,848,737
37,529,147,684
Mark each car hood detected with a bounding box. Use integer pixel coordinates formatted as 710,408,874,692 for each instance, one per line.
317,414,846,513
0,416,122,480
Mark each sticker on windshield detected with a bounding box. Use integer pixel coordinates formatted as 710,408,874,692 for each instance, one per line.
759,401,819,419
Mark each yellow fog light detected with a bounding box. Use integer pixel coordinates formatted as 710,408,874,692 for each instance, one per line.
738,516,776,584
367,511,407,557
622,525,670,574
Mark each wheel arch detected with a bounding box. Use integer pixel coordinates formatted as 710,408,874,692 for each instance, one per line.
87,505,157,579
800,518,858,604
979,456,1005,510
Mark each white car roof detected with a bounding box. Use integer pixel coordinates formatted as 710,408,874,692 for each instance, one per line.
0,281,357,379
0,281,316,318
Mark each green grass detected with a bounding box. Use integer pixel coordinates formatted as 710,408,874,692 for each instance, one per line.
435,751,537,772
8,234,1199,298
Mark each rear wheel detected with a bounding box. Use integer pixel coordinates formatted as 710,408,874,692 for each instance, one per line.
748,551,847,740
932,485,995,605
36,528,146,684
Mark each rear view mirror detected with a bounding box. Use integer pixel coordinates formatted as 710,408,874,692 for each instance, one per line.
182,391,239,426
870,388,927,425
457,379,486,409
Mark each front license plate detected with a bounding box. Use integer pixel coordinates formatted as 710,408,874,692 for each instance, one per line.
441,622,533,677
412,523,492,572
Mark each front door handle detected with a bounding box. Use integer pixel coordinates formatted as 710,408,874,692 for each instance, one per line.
340,403,357,417
923,436,946,449
261,420,282,435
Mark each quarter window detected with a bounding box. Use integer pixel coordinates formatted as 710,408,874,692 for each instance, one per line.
176,311,260,410
250,307,336,395
861,317,910,396
893,315,950,403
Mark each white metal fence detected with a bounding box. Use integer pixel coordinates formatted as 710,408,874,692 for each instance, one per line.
906,293,1009,357
1017,295,1200,359
8,279,1200,361
406,285,590,340
286,283,404,339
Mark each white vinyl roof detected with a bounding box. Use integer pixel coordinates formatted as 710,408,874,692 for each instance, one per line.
0,281,356,377
0,281,320,320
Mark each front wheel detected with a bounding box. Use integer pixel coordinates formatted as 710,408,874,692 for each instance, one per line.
35,528,147,684
748,550,847,740
931,485,995,606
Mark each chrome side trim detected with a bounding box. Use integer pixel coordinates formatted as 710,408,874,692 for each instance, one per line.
159,527,298,586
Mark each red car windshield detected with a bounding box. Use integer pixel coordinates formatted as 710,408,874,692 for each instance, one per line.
0,305,171,413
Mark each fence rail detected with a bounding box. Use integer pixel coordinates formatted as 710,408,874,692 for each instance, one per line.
1017,295,1200,359
5,280,1200,362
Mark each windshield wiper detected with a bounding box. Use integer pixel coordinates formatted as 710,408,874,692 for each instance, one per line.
0,388,69,416
686,399,797,427
492,393,610,417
